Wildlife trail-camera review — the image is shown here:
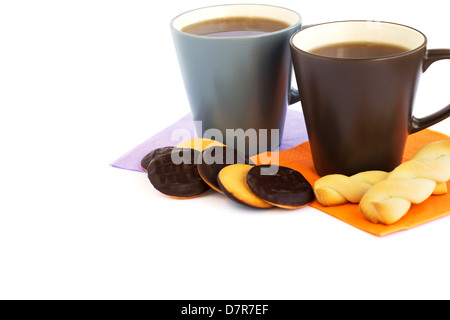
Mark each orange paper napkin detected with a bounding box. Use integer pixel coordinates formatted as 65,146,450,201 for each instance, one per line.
251,129,450,236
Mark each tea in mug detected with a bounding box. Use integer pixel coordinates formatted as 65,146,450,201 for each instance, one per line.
182,16,290,37
311,41,409,59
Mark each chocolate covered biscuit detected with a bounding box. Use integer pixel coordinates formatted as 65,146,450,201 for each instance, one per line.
147,148,210,199
141,146,175,172
246,165,314,209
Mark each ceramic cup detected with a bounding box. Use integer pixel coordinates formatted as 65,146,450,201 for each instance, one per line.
290,21,450,176
171,4,302,156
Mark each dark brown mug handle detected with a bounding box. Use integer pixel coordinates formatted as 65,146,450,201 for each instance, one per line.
409,49,450,133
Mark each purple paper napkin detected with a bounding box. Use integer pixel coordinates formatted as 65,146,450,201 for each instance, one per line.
110,108,308,173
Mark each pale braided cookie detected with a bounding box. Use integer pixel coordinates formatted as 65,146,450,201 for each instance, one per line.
314,171,389,206
411,141,448,194
313,141,449,206
359,140,450,225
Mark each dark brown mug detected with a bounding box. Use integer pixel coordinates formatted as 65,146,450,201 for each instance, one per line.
290,21,450,176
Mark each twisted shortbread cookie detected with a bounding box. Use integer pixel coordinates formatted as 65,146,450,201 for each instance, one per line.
314,171,389,206
411,141,448,194
359,141,450,225
314,141,449,206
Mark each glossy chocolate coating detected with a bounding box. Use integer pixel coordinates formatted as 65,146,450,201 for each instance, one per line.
246,165,314,207
147,148,210,198
141,146,175,171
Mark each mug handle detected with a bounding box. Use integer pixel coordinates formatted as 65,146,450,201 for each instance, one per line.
409,49,450,133
288,88,300,105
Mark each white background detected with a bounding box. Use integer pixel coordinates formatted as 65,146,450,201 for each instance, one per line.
1,0,449,300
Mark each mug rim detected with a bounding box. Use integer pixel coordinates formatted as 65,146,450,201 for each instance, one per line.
170,3,302,40
290,20,427,61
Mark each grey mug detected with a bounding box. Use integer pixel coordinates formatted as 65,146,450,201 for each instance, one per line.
170,4,302,156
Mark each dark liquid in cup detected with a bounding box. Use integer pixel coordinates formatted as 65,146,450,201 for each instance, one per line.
310,41,409,58
182,16,290,37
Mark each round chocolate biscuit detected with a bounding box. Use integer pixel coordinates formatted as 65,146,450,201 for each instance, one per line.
141,146,174,172
246,165,314,209
217,164,273,208
197,146,252,193
147,148,210,198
